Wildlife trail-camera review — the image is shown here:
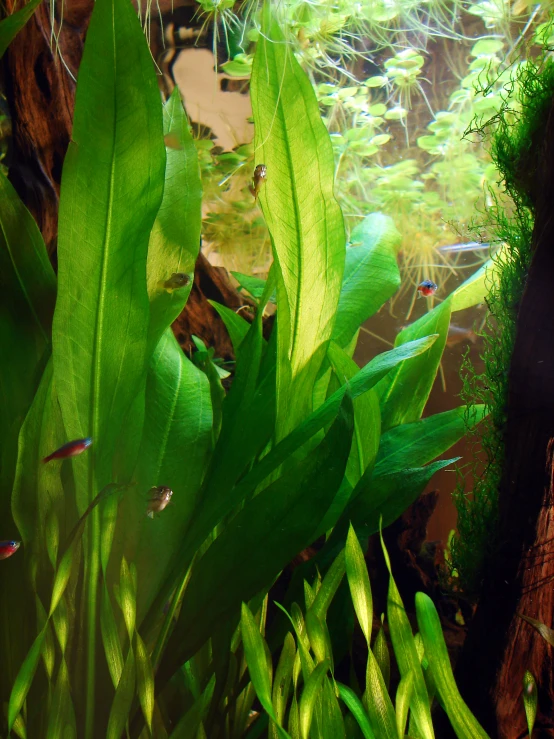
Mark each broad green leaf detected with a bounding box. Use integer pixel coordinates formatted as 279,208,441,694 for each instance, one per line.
0,0,42,58
209,299,252,354
106,648,136,739
328,343,381,488
415,593,489,738
382,537,434,739
333,214,401,348
231,271,271,302
252,17,345,437
53,0,165,506
121,329,212,622
375,301,451,432
345,525,373,647
147,87,202,351
337,682,376,739
374,405,486,475
450,251,503,313
364,650,397,738
158,395,354,679
522,670,537,738
299,660,331,739
343,459,458,540
396,671,415,739
0,168,56,523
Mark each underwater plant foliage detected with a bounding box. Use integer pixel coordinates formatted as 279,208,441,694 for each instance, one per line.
0,1,501,735
451,49,554,595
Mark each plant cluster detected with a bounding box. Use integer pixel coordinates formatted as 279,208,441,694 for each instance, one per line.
189,0,552,310
0,1,505,736
451,46,554,595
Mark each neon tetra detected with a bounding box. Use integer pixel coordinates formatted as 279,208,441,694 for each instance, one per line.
43,438,92,464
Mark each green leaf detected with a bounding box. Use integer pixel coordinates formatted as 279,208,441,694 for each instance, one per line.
0,169,56,524
364,650,397,738
0,0,42,58
231,271,272,301
376,302,451,432
450,252,503,313
396,670,415,739
53,0,165,505
252,16,345,437
373,624,390,691
158,394,354,679
345,525,373,646
309,549,346,621
337,682,376,739
106,647,136,739
381,537,435,739
519,613,554,646
101,584,124,688
209,299,252,353
522,670,537,738
46,660,77,739
415,592,490,738
374,405,486,475
135,632,155,733
271,633,296,738
241,603,278,722
299,660,331,739
8,628,47,731
333,214,401,348
121,329,212,621
146,88,202,351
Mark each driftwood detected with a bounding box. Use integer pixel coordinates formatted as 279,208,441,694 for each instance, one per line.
452,93,554,738
2,0,245,359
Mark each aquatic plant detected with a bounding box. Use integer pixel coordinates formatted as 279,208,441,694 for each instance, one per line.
0,2,497,735
451,46,554,594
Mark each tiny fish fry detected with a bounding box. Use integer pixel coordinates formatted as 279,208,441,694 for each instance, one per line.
249,164,267,200
43,437,92,464
146,486,173,519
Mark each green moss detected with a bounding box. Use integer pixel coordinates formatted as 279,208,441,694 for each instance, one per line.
451,53,554,596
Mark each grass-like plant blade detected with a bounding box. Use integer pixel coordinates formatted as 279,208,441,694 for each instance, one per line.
381,535,435,739
364,650,397,738
135,633,154,733
251,14,345,437
333,213,401,348
305,610,332,666
373,624,390,691
519,613,554,646
0,0,42,57
8,627,47,731
415,592,490,738
158,394,353,681
101,584,124,687
374,405,486,475
522,670,537,738
345,525,373,647
299,659,331,739
310,550,346,621
168,674,215,738
241,603,291,738
106,647,136,739
147,87,202,352
396,670,415,739
376,300,452,432
336,682,376,739
271,633,296,739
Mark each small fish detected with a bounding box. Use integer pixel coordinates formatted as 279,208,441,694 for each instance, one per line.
417,279,438,298
160,272,190,291
436,241,491,253
249,164,267,200
0,540,20,560
446,323,479,347
146,486,173,519
43,438,92,464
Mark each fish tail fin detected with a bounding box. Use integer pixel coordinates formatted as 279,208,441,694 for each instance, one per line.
146,510,154,519
42,454,52,464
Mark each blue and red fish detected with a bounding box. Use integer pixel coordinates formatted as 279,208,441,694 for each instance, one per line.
417,280,438,298
42,438,92,464
0,540,20,560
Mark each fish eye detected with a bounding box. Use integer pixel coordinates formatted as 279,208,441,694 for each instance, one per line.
9,541,17,547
